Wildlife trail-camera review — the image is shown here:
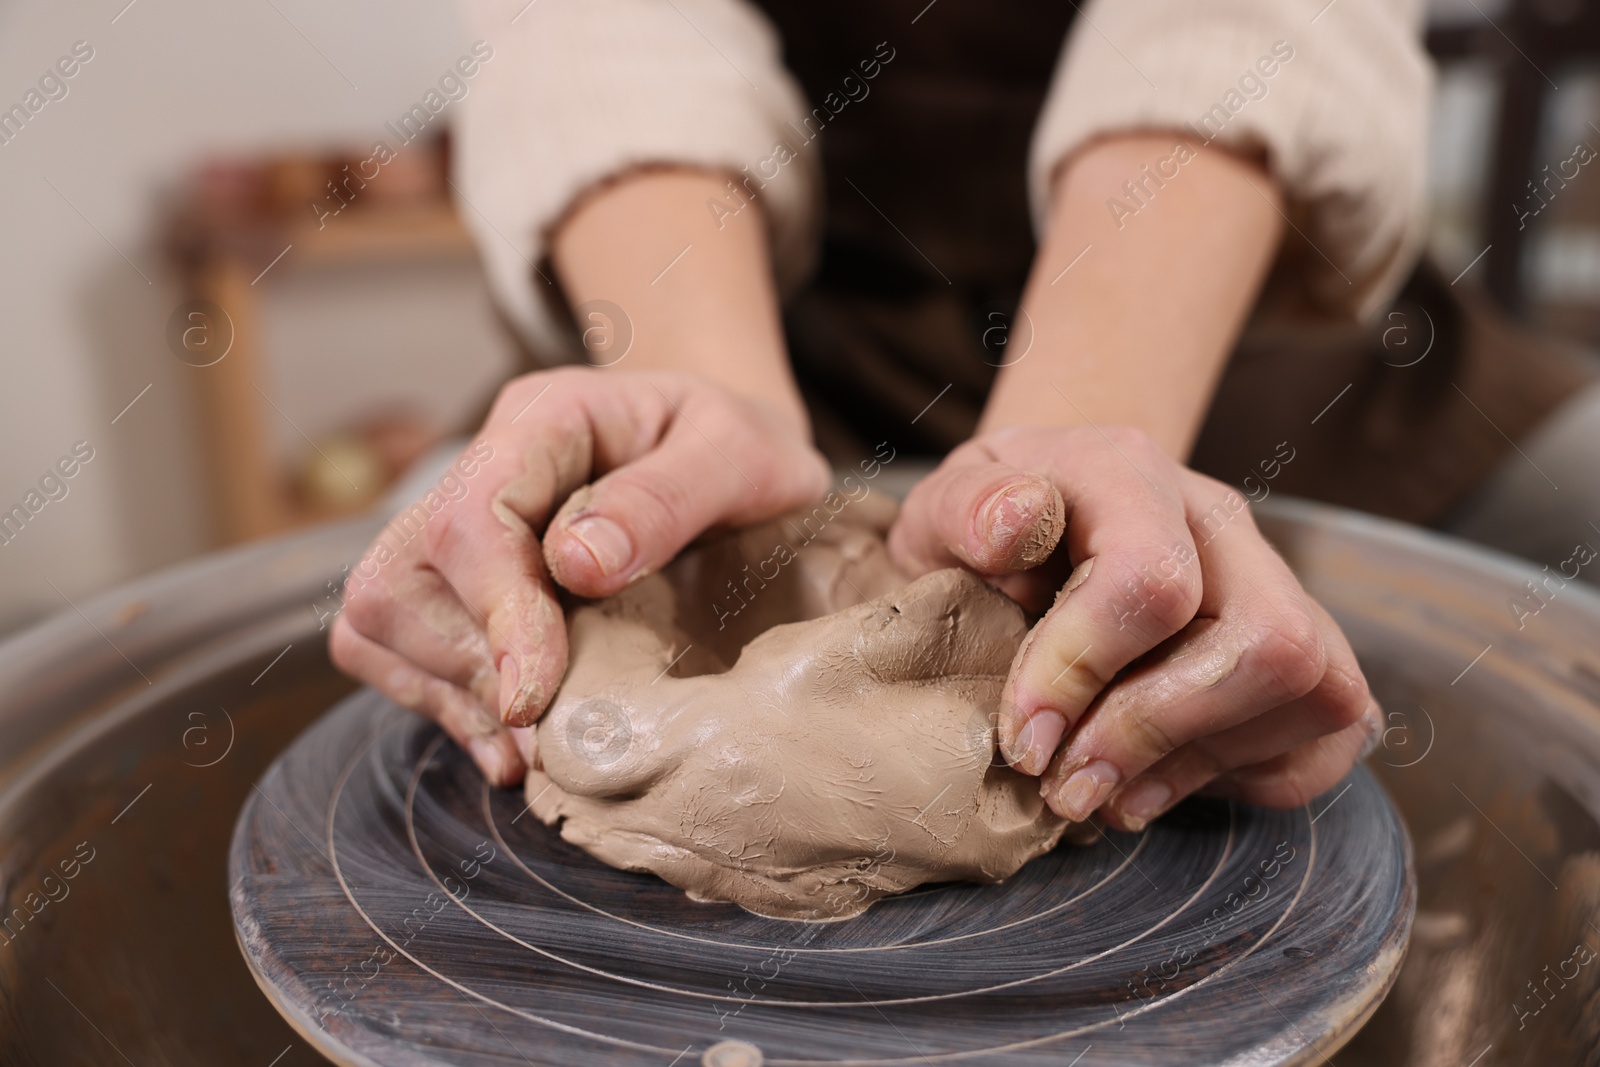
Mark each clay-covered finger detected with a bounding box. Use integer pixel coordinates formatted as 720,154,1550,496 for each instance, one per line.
542,383,830,598
1040,499,1346,821
339,562,501,712
420,401,592,725
1101,682,1379,832
996,438,1202,783
1102,597,1372,830
888,458,1066,576
329,615,525,787
423,495,568,726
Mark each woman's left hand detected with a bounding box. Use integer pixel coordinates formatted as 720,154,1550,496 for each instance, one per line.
887,425,1380,830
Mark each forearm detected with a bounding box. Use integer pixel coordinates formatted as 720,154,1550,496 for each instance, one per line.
981,134,1283,458
550,169,808,436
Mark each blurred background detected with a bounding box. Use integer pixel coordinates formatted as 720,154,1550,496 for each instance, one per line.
1,0,1597,637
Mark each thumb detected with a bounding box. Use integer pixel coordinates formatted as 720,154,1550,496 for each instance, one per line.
888,460,1065,577
543,407,829,598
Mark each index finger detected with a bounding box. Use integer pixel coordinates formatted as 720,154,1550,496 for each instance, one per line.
997,441,1202,782
419,376,600,724
541,381,831,598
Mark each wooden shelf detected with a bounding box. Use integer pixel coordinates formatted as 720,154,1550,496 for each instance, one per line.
169,145,472,544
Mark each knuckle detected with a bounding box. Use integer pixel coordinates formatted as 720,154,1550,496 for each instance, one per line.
1106,549,1201,634
493,373,539,414
383,662,451,719
490,380,519,414
545,365,589,387
436,686,498,740
327,617,361,673
1290,760,1350,807
398,674,445,720
1307,669,1370,735
1124,710,1184,763
1192,473,1246,509
1186,478,1256,543
953,435,1004,466
1148,569,1203,631
340,576,392,636
492,367,583,420
1054,642,1112,693
1099,425,1158,455
1240,618,1327,703
614,471,696,539
1182,745,1230,787
422,502,474,561
757,442,832,508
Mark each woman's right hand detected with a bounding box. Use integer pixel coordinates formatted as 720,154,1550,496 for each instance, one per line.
329,366,831,786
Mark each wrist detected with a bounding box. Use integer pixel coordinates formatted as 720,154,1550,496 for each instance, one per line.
552,167,810,442
979,133,1282,458
640,354,812,444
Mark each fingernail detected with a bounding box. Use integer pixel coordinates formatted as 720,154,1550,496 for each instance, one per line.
1116,778,1173,831
501,673,546,728
1358,700,1383,760
980,480,1055,565
1051,759,1120,821
498,655,526,723
469,736,510,785
1008,709,1066,776
981,481,1040,539
504,687,545,727
564,514,634,577
1061,556,1095,596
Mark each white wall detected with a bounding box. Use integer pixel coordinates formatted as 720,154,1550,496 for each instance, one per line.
0,0,513,633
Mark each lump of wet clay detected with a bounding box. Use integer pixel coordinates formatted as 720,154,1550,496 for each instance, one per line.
525,495,1066,920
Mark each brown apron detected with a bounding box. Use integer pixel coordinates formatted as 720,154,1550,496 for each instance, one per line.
751,0,1593,526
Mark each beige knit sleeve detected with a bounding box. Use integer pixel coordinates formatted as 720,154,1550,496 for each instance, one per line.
1029,0,1432,320
452,0,819,357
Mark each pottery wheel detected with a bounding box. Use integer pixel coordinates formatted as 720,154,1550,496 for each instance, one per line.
230,688,1414,1067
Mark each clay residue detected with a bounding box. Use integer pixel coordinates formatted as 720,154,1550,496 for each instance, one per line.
527,496,1066,920
989,479,1066,570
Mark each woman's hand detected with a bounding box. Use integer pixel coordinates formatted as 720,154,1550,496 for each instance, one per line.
906,134,1377,827
329,367,830,786
888,425,1379,830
